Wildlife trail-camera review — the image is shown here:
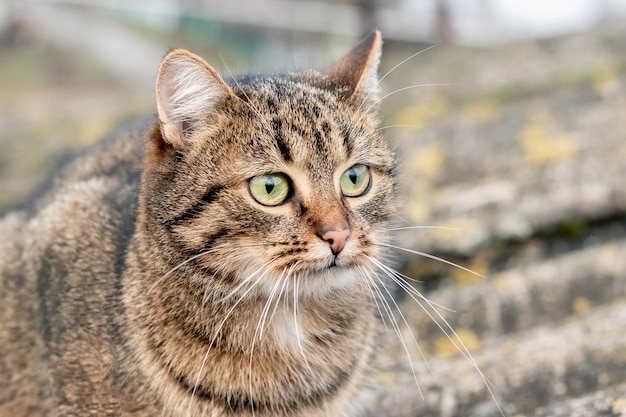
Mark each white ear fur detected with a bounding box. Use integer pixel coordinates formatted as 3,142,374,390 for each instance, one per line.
155,49,231,149
326,30,382,107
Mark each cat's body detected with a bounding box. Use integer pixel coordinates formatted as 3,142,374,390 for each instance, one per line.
0,32,395,416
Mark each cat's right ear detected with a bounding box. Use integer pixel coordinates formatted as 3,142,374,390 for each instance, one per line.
155,49,232,149
326,30,382,108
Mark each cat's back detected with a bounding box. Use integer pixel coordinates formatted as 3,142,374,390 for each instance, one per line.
0,117,147,256
0,118,148,415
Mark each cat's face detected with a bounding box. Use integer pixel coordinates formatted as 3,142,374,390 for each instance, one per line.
144,33,395,298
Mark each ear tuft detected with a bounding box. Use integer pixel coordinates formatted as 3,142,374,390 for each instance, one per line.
155,49,231,149
326,30,382,106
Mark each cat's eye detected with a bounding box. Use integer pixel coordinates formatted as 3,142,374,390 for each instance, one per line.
340,164,371,197
248,173,291,206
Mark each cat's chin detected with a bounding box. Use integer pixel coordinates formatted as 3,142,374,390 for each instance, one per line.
243,260,363,300
295,267,361,298
295,254,372,296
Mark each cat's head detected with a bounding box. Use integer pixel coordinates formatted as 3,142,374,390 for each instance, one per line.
142,31,396,298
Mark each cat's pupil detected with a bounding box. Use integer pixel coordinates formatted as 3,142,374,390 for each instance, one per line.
349,169,358,184
265,178,275,195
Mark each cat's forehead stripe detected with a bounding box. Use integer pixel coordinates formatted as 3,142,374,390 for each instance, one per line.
271,118,292,162
235,76,355,168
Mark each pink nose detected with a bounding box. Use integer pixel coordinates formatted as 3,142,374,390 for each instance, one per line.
321,228,351,255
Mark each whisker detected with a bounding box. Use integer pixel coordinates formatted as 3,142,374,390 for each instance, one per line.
201,270,219,306
186,261,273,417
217,259,276,303
362,264,398,336
347,78,452,143
364,83,455,115
361,262,425,400
372,257,467,355
384,225,461,232
369,256,504,416
148,249,218,293
347,44,440,140
371,264,455,312
257,271,286,340
369,256,451,335
375,124,424,132
375,242,485,278
291,263,315,376
379,45,438,84
357,265,391,334
393,274,454,313
264,272,290,339
371,263,433,377
356,44,438,116
248,272,285,416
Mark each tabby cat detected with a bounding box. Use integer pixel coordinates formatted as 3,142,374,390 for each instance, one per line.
0,31,396,416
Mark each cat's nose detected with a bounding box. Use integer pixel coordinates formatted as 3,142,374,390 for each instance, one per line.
321,228,351,255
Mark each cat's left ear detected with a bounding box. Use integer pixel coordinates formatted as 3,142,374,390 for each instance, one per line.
155,49,233,149
326,30,382,108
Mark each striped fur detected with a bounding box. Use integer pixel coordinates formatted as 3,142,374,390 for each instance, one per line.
0,31,396,416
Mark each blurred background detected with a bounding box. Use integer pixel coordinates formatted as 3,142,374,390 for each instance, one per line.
2,0,625,211
2,1,626,416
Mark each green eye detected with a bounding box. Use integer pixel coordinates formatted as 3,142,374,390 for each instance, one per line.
340,164,371,197
249,173,291,206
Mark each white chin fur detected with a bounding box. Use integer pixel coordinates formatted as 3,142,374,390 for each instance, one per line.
248,266,359,300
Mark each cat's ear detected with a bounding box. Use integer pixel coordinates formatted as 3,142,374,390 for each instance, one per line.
326,30,382,106
155,49,232,149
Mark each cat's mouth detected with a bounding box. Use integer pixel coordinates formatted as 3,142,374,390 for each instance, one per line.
302,256,347,274
323,253,364,271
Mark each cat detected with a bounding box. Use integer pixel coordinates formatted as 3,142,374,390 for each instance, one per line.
0,31,398,416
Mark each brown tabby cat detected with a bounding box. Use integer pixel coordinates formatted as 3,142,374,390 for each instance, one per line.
0,31,396,416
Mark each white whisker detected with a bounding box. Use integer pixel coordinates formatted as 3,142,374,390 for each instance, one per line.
375,124,424,132
364,83,455,115
378,45,438,85
361,262,425,400
376,242,485,278
385,225,461,232
148,249,217,293
264,273,290,339
369,256,504,417
247,270,288,415
257,271,285,340
370,262,433,376
186,261,273,417
357,265,391,334
217,259,275,303
374,265,455,313
356,44,438,116
291,263,315,376
202,270,219,306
